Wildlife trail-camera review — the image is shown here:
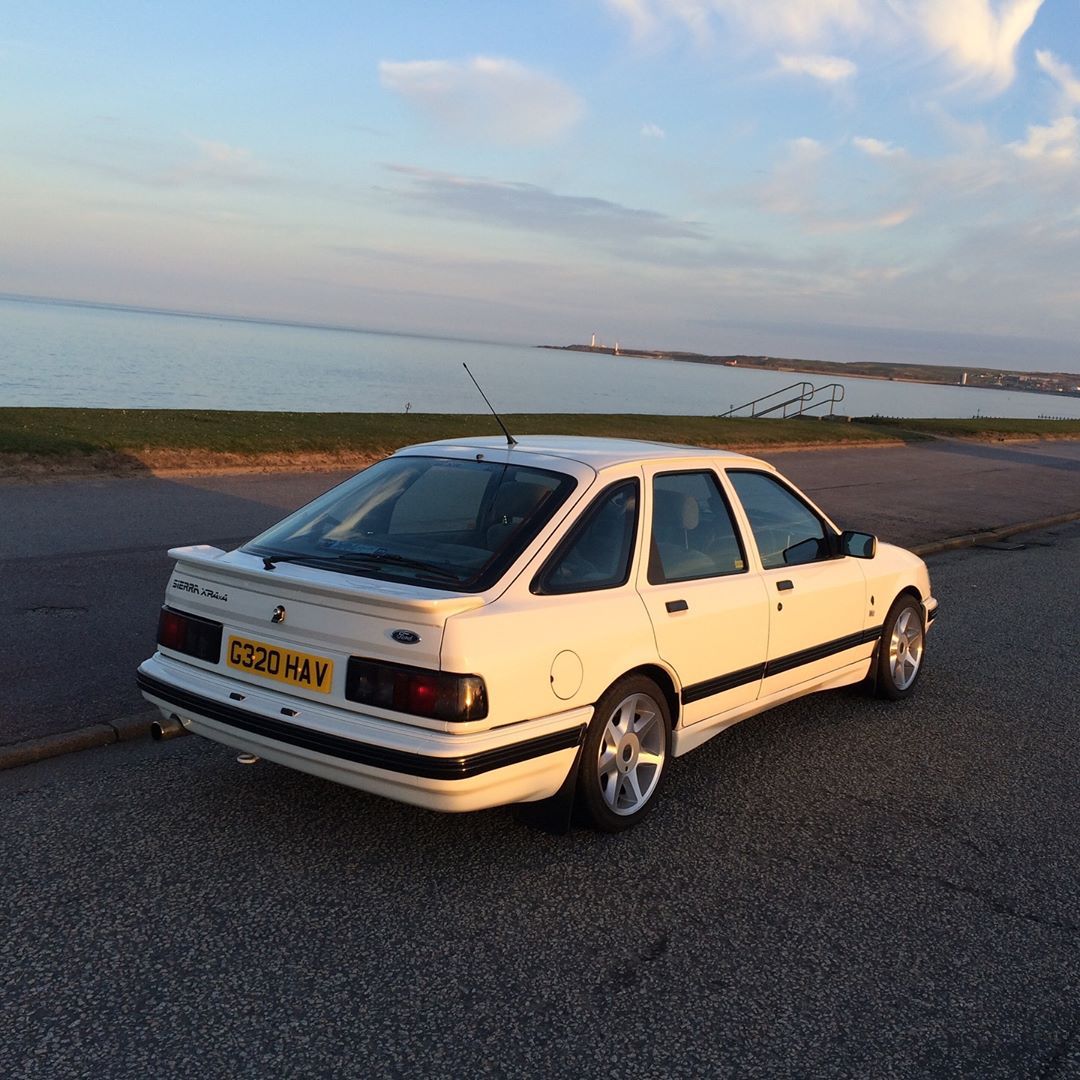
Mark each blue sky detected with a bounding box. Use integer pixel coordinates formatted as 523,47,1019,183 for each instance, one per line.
3,1,1080,370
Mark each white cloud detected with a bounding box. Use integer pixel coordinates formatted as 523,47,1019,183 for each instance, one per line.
719,0,868,43
758,136,917,231
378,57,582,144
604,0,870,45
1035,49,1080,112
169,136,269,187
1009,115,1079,163
792,204,915,233
778,53,857,82
912,0,1043,93
641,122,666,137
605,2,1042,98
758,137,827,215
790,136,827,160
852,135,906,158
603,0,657,38
873,206,915,228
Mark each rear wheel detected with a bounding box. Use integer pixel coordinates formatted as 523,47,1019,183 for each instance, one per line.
876,595,925,700
577,676,671,832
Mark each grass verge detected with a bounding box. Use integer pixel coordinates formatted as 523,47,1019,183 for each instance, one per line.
1,408,1076,477
854,416,1080,439
0,407,901,462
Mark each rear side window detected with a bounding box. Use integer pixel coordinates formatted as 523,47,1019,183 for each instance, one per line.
648,471,746,584
728,471,830,569
533,479,639,594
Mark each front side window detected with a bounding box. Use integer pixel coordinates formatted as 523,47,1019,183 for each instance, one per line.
244,456,577,592
533,479,639,594
728,471,830,569
648,471,746,584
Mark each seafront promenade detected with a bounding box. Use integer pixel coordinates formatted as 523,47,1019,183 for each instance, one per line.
1,436,1078,750
2,439,1079,1080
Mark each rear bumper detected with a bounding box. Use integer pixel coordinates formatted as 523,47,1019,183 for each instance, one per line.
137,653,587,812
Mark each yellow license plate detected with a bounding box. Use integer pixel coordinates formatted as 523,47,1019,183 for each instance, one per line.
226,636,334,694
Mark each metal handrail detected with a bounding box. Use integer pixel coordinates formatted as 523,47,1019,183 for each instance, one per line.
796,383,846,417
719,380,847,419
717,381,814,419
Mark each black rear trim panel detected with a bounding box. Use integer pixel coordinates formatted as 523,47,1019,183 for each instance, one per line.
137,672,584,780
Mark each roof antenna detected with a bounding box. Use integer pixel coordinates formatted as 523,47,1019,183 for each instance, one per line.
463,363,517,448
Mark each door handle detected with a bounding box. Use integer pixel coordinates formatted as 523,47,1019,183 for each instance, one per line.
776,580,794,592
665,599,689,613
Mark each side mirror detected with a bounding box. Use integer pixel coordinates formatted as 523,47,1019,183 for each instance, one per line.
840,530,877,559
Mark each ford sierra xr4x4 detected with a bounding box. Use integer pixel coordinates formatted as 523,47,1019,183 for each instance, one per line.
138,436,936,831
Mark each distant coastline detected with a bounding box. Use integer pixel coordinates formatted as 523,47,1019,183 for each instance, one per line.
540,344,1080,401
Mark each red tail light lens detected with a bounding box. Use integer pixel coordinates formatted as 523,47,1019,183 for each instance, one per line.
157,606,223,663
345,658,487,722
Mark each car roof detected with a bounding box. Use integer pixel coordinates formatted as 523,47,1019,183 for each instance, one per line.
401,435,768,470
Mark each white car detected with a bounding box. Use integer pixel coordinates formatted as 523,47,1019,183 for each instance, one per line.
138,437,937,831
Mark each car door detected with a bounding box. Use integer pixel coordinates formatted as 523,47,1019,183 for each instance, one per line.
725,469,870,699
637,468,770,725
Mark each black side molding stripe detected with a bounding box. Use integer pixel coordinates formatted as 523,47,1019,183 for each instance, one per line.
682,663,765,704
764,626,882,678
681,625,883,705
137,672,584,780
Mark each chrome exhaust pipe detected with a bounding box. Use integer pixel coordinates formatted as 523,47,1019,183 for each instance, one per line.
150,713,188,741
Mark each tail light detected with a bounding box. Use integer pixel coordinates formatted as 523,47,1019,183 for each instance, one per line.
157,607,223,663
345,658,487,723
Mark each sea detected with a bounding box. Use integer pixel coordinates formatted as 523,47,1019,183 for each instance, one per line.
3,295,1079,420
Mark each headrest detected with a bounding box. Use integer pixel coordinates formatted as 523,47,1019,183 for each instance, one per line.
654,488,699,531
679,494,699,530
491,481,549,522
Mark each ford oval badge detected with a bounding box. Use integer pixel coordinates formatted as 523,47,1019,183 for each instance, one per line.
391,629,421,645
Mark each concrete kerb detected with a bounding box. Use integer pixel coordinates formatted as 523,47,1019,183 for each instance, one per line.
2,508,1078,773
912,509,1080,557
0,709,158,771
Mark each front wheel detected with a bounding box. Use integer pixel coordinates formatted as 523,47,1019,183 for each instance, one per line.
576,676,671,832
876,595,925,700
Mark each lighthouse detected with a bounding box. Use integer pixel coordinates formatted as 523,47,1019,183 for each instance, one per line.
590,332,597,348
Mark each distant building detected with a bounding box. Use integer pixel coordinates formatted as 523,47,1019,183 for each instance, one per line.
961,371,968,385
614,341,620,355
590,332,597,348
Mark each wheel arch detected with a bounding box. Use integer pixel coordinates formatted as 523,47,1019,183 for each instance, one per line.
868,586,924,685
612,663,681,729
875,585,927,700
891,585,924,621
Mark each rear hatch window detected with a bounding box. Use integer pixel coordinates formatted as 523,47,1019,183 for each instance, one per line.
244,456,577,593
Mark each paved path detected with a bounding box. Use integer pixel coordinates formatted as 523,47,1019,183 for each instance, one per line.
1,439,1078,745
3,526,1078,1078
774,437,1080,543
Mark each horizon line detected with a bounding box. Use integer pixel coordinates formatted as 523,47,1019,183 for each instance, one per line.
0,291,530,353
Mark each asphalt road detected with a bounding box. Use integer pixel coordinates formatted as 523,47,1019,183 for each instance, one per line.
2,524,1078,1078
1,471,345,745
2,437,1078,745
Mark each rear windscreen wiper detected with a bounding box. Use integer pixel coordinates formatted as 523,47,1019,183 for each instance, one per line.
250,551,338,572
330,551,466,583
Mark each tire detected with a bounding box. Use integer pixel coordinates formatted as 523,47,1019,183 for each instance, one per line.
875,595,926,700
576,675,672,832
